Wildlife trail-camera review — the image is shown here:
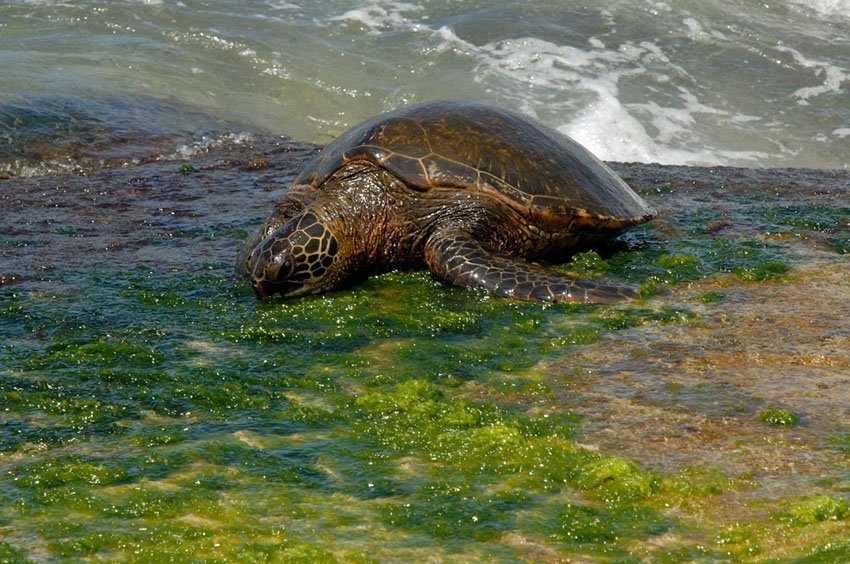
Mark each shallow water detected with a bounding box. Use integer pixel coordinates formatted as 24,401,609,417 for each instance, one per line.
2,137,849,560
2,0,849,169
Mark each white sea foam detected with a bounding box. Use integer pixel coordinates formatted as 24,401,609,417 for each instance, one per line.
560,85,661,164
784,0,850,18
682,17,711,42
169,132,255,160
330,1,423,33
775,46,849,105
266,1,299,10
459,34,770,165
681,17,727,42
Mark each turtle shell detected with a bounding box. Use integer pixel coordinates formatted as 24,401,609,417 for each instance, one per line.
293,100,654,225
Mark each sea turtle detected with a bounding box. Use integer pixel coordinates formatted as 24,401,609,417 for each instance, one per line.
237,100,654,302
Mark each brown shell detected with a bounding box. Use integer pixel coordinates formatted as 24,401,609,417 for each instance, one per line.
293,100,654,224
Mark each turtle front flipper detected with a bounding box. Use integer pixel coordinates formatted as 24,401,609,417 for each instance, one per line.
424,231,639,303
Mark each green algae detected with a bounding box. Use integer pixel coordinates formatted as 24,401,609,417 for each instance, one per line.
0,541,27,562
732,261,789,282
759,407,801,427
777,495,848,527
535,502,673,557
829,236,850,254
789,541,850,563
0,262,693,560
757,205,850,234
706,495,850,561
0,257,831,561
3,262,836,560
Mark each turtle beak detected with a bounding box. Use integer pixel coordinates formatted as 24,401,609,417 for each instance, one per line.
253,280,269,299
252,278,293,299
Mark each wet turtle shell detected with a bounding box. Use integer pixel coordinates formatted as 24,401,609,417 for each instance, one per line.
293,100,654,228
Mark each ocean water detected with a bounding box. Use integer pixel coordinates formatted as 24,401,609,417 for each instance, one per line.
1,0,849,173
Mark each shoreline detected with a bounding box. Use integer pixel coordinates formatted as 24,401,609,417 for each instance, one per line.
3,135,849,276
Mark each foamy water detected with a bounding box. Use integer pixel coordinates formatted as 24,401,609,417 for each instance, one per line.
1,0,848,168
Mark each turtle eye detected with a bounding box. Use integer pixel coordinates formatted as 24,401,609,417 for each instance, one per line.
272,255,293,279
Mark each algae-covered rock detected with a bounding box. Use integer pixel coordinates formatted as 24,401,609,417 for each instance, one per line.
2,134,849,562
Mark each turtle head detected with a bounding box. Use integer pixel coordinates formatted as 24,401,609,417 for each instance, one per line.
246,212,341,299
